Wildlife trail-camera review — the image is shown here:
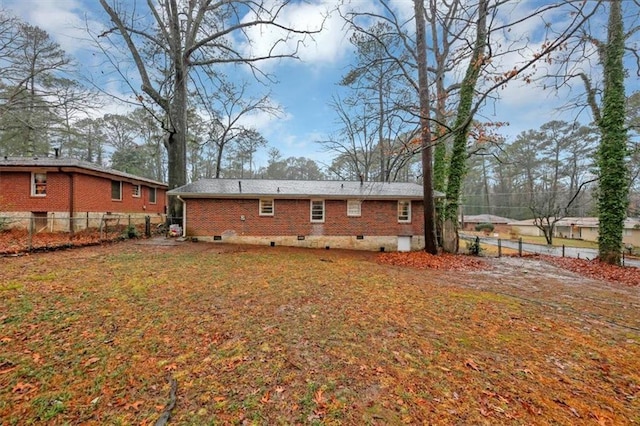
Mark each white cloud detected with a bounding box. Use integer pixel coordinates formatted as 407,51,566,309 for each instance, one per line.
3,0,104,55
237,0,356,68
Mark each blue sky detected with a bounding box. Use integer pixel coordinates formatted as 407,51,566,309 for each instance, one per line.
1,0,635,170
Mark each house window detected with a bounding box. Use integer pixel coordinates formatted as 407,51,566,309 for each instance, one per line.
149,187,157,204
398,200,411,223
32,172,47,196
111,181,122,200
347,199,361,217
132,184,141,198
311,200,325,222
260,199,274,216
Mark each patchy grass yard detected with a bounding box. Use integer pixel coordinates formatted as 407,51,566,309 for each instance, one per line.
1,240,639,425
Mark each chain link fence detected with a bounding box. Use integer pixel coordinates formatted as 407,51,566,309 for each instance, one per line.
0,214,167,255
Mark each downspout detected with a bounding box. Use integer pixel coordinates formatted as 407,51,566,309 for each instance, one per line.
177,195,186,237
60,168,74,235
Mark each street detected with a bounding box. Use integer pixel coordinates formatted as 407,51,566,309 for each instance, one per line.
460,233,640,268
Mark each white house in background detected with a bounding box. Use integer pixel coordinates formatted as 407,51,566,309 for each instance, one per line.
460,214,513,233
508,217,640,247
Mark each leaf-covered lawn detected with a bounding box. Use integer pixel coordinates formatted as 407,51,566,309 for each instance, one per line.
1,240,639,425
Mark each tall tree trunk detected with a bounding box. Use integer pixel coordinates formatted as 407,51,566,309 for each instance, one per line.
443,0,488,252
482,156,491,215
414,0,438,254
378,74,387,182
597,0,628,265
165,14,188,220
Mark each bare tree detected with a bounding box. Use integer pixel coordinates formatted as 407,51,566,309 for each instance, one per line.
97,0,321,218
195,77,280,178
340,0,600,252
336,22,418,182
319,96,377,181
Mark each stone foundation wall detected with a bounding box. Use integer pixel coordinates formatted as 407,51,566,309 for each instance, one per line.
190,233,426,252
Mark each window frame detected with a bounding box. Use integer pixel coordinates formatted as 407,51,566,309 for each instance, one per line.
397,200,411,223
310,199,325,223
149,187,157,204
347,199,362,217
259,199,274,216
111,180,122,201
31,172,47,197
132,184,141,198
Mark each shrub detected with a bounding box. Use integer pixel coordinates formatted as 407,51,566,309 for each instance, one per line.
474,222,494,232
122,224,140,239
466,237,482,256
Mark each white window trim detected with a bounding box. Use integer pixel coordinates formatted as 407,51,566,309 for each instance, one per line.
31,172,47,197
149,187,157,204
347,199,361,217
111,181,122,201
398,200,411,223
132,184,141,198
310,199,325,223
259,199,274,216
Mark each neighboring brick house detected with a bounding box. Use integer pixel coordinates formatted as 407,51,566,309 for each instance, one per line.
168,178,437,251
0,156,168,231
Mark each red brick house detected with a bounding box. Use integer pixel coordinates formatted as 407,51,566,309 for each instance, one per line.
0,157,168,231
168,179,436,251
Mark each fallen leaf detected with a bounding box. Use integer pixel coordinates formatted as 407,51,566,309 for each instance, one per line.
83,357,100,367
124,400,143,411
260,390,270,404
465,359,481,371
0,366,17,375
12,382,36,393
313,389,325,406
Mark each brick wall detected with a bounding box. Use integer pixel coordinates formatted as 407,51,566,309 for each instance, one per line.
0,170,166,215
185,198,424,237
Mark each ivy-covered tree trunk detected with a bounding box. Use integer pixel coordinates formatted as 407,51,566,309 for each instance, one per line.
442,0,487,252
596,0,628,265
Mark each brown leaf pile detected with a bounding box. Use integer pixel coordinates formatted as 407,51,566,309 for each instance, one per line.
377,251,490,271
540,255,640,286
0,228,139,255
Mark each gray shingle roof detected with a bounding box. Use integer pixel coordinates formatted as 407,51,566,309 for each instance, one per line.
508,217,640,229
168,178,438,199
0,156,167,187
462,214,513,224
